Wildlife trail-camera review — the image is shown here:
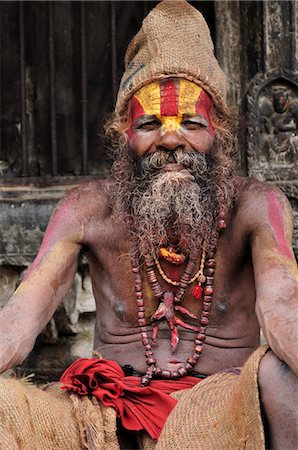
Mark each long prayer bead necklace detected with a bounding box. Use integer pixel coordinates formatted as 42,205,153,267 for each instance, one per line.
131,213,227,386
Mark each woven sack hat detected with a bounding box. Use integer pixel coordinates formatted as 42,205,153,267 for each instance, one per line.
116,0,227,115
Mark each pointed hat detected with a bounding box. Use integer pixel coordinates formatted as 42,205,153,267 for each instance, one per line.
116,0,226,114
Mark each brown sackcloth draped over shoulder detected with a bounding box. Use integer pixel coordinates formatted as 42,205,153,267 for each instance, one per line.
0,346,268,450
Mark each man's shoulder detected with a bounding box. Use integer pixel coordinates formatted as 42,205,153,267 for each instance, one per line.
235,176,292,229
236,176,289,205
57,178,113,220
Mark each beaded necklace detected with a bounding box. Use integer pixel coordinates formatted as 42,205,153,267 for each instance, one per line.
131,213,226,386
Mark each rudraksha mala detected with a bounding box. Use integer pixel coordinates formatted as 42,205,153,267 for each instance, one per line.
131,212,226,386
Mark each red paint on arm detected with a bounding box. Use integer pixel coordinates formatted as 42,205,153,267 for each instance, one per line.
267,192,292,259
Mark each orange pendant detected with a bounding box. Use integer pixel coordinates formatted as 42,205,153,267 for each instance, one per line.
159,246,186,265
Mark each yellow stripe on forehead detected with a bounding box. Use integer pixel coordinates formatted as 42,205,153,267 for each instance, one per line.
178,79,202,114
162,116,181,131
134,82,161,117
134,79,202,117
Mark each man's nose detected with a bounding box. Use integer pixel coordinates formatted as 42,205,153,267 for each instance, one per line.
155,130,185,152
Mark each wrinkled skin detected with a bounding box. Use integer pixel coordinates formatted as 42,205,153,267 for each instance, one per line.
0,80,297,449
2,174,297,374
0,176,297,448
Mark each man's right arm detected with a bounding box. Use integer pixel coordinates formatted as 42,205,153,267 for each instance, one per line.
0,188,84,373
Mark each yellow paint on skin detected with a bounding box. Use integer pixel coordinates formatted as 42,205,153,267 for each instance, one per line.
134,79,204,132
162,116,182,131
269,200,295,272
262,252,298,280
179,79,202,114
15,240,78,295
134,82,161,117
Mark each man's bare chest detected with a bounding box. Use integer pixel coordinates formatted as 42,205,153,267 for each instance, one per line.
85,220,256,334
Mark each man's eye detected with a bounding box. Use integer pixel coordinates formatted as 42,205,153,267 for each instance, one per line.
136,120,160,131
182,120,206,130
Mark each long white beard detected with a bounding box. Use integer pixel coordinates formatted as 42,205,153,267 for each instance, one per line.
130,168,216,258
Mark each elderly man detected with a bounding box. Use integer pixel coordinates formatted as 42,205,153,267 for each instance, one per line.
0,1,297,449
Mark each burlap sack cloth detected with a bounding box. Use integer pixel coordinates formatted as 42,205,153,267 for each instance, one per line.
0,346,267,450
115,0,227,115
0,379,119,450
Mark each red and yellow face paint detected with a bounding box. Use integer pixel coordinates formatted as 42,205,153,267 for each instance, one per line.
127,78,214,137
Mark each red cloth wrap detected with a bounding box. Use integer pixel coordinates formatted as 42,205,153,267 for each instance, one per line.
60,358,202,440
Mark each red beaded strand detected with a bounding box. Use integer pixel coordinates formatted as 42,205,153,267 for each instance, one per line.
131,215,226,385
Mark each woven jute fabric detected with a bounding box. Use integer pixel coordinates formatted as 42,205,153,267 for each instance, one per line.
0,346,268,450
116,0,227,115
0,378,119,450
149,345,268,450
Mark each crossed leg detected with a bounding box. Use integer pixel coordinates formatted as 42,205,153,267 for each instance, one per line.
258,351,298,449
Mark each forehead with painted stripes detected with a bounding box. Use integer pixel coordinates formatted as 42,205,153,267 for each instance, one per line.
129,78,214,136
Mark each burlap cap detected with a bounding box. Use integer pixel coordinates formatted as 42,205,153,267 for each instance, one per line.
116,0,227,115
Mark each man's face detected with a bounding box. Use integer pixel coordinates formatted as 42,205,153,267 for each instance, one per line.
111,79,235,257
126,78,215,161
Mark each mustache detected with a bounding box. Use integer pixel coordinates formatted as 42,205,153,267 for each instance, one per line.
132,149,210,184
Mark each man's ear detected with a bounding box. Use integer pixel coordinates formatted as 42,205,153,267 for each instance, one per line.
123,128,131,143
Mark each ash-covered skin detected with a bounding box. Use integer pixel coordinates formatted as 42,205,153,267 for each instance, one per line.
0,79,297,389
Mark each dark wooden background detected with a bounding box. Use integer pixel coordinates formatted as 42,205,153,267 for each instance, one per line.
1,1,214,179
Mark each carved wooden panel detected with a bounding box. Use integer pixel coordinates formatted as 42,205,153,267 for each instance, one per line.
247,70,297,182
215,1,297,256
247,70,298,254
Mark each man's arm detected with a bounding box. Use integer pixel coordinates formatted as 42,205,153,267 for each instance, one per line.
249,184,298,375
0,188,84,373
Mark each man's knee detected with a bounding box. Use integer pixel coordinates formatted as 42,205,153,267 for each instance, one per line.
258,350,298,425
258,350,297,393
257,350,298,450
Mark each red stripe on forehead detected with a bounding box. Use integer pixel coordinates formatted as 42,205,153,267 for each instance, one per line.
160,80,179,116
195,90,213,120
127,97,145,139
130,96,145,120
195,90,214,136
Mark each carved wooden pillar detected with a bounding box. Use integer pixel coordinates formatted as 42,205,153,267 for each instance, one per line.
215,1,298,255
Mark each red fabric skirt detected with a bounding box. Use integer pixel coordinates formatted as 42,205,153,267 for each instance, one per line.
60,358,203,440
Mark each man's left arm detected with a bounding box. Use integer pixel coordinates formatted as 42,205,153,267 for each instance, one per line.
250,186,298,375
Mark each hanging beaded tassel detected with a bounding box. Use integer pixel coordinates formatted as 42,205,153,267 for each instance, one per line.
130,213,227,385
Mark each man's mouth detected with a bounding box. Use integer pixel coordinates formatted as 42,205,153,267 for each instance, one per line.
161,163,185,172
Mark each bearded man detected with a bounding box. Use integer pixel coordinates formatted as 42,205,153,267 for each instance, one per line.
0,1,297,449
